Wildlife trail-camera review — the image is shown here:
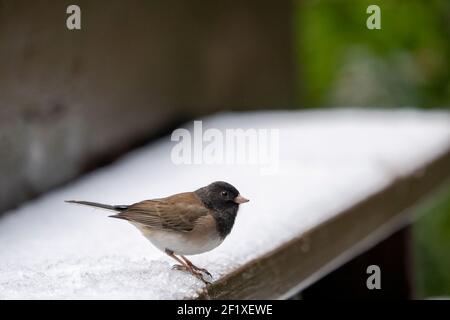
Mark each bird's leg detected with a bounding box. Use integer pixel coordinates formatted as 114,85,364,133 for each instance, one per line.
180,255,212,278
165,249,190,270
165,249,210,284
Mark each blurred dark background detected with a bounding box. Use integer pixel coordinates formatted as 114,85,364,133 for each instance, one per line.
0,0,296,214
0,0,449,298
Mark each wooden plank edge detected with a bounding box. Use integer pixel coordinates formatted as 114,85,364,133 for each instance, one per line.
196,146,450,299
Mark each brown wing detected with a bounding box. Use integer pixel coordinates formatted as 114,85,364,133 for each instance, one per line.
111,192,209,232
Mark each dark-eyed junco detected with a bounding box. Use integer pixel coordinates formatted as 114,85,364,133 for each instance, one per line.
66,181,249,284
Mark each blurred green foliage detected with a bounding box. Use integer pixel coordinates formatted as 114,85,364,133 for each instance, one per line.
294,0,450,297
295,0,450,108
414,185,450,298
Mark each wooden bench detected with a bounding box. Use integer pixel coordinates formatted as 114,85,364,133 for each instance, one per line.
0,109,449,299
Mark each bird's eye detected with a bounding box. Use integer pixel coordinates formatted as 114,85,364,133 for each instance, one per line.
221,191,228,197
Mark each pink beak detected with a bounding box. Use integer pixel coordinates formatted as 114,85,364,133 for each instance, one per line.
234,195,249,204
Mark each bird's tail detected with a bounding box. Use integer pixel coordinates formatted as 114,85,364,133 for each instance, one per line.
65,200,129,212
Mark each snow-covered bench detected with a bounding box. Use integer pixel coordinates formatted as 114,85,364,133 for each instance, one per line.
1,109,449,299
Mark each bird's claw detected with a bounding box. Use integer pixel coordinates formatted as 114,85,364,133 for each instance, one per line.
193,267,212,278
194,271,212,285
171,264,212,285
172,264,188,271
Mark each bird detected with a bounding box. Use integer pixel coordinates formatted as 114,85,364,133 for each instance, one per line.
65,181,249,284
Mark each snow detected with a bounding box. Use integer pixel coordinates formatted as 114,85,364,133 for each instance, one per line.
0,109,449,299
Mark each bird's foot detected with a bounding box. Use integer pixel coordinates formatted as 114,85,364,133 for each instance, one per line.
180,256,213,278
171,264,212,285
196,273,212,285
190,265,212,278
171,264,188,271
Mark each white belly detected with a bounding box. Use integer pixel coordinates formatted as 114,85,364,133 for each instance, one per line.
130,222,224,255
146,230,223,255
